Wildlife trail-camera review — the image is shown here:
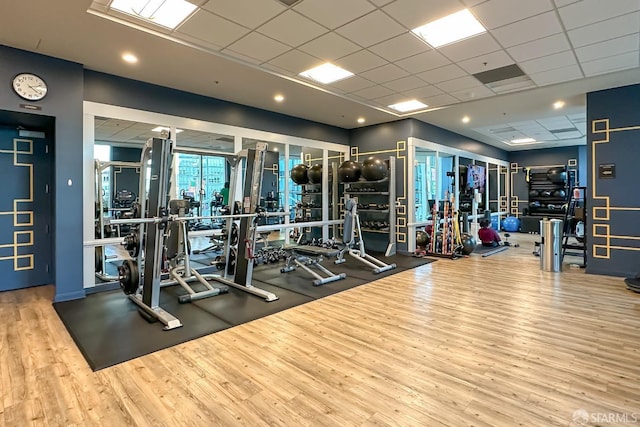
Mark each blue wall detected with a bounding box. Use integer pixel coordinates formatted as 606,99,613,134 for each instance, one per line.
586,84,640,277
0,45,85,302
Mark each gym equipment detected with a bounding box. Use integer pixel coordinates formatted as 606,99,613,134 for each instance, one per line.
502,216,520,232
307,163,322,184
425,199,463,259
291,164,309,185
547,167,567,184
553,189,566,198
110,138,283,330
281,244,346,286
337,160,362,182
335,198,396,273
540,190,552,197
361,156,388,181
529,189,540,197
460,233,476,255
416,231,429,248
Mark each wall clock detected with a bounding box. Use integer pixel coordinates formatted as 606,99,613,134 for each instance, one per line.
12,73,48,101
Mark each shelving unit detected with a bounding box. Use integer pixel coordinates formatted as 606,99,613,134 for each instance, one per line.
520,167,571,233
343,156,396,256
562,186,587,267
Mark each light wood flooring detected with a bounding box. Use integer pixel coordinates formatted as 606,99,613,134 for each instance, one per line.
2,234,639,426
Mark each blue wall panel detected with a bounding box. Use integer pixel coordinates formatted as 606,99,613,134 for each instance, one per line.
0,45,84,301
587,84,640,277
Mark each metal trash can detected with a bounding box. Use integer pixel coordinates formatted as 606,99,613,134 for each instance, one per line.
540,219,563,272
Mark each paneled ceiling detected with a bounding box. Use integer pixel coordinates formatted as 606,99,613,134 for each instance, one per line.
1,0,639,151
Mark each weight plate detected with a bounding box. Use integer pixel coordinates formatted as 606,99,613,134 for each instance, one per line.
124,233,140,258
227,247,237,275
230,223,239,246
95,246,103,273
118,259,140,295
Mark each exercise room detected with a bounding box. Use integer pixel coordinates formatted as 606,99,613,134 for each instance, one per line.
1,0,639,425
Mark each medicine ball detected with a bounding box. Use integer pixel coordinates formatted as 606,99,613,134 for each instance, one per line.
529,201,541,208
338,160,362,182
502,216,520,232
307,164,322,184
416,231,430,248
547,167,567,184
529,189,539,197
460,233,476,255
291,164,309,185
553,189,566,198
361,156,388,181
541,190,552,197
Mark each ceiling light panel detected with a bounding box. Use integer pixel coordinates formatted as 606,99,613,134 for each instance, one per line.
412,9,486,48
388,100,428,112
299,63,354,84
110,0,197,29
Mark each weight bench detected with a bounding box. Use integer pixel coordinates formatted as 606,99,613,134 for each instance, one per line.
336,198,396,274
281,245,346,286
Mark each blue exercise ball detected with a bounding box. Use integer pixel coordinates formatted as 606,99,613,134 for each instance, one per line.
502,216,520,232
491,217,502,230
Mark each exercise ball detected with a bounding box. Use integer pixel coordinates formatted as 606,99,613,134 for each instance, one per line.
460,233,476,255
502,216,521,232
547,167,567,184
529,189,540,197
553,189,566,198
491,217,502,231
361,156,388,181
307,164,322,184
291,164,309,185
338,160,362,182
416,231,429,248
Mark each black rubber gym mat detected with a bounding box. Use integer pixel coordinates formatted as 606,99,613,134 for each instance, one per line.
327,253,435,281
53,288,232,371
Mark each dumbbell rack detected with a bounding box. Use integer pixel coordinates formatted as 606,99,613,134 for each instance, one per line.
343,156,396,256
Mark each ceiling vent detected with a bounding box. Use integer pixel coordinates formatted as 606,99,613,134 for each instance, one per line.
473,64,535,94
489,126,516,133
550,128,579,134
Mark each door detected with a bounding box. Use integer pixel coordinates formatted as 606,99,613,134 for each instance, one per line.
0,126,53,290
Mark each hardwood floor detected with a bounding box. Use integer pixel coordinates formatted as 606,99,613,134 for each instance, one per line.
2,234,639,426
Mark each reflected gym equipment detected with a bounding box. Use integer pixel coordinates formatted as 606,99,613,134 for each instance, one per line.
307,163,322,184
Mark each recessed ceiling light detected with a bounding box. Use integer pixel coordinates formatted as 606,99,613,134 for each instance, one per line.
357,117,366,124
388,100,428,113
110,0,197,29
122,53,138,64
274,94,284,102
299,63,354,85
553,100,565,109
462,116,470,124
152,126,183,133
510,137,536,144
412,9,486,48
273,148,279,152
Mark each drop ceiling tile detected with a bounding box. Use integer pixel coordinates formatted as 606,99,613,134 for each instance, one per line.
202,0,285,28
299,33,361,60
294,0,375,29
352,84,395,100
519,51,578,75
491,11,563,48
396,50,451,73
435,75,481,92
369,33,430,62
463,0,489,6
567,12,640,48
580,51,640,76
383,75,428,92
257,10,328,47
425,93,459,107
456,50,513,74
374,93,410,107
507,33,571,62
575,34,639,63
416,64,468,84
403,85,444,98
536,116,574,130
529,64,583,86
437,33,502,62
450,85,495,101
369,0,395,6
267,49,321,74
360,63,409,83
553,0,580,7
471,0,554,30
178,10,250,49
558,0,640,30
220,49,263,65
335,11,406,47
224,33,291,63
329,75,376,93
382,0,464,30
335,50,388,74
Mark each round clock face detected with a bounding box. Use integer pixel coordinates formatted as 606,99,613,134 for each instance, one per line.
12,73,48,101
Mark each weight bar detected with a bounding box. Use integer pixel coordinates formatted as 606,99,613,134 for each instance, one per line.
108,210,290,226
